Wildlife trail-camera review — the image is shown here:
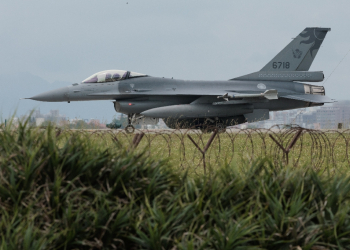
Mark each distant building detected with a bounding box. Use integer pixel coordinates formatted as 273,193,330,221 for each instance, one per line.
46,110,66,123
49,110,59,117
70,118,83,124
35,118,45,126
12,117,19,126
33,109,43,118
23,109,68,127
314,107,339,129
251,101,350,129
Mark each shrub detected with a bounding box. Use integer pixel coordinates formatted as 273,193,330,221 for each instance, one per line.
1,122,350,249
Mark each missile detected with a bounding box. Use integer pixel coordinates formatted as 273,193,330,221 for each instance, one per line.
217,89,278,101
141,103,254,118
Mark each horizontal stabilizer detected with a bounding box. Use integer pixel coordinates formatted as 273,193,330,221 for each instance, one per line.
281,94,334,103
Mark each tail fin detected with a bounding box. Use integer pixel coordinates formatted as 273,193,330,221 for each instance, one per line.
260,27,331,72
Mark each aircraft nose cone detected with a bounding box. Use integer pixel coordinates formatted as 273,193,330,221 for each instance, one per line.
28,86,69,102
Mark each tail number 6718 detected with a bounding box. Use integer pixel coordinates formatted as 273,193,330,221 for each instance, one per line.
273,62,290,69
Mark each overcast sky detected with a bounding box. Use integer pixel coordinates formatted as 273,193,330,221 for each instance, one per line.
1,0,349,121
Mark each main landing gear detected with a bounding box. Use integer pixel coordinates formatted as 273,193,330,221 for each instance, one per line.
200,118,226,133
125,114,135,134
215,123,226,133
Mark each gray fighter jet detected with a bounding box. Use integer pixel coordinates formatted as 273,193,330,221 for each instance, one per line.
27,27,333,133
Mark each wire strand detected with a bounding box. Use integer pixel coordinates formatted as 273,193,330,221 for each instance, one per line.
323,47,350,85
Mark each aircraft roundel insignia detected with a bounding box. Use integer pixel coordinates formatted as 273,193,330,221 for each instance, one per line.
257,83,266,90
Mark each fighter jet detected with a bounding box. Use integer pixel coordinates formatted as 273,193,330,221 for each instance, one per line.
27,27,333,133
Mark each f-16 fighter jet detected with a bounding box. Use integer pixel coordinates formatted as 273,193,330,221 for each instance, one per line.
27,27,333,133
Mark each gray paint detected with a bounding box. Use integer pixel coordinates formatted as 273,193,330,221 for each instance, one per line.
260,28,330,72
233,71,324,82
141,103,254,118
244,109,269,123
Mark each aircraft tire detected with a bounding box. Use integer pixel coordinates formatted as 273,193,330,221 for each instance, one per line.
216,123,226,133
125,125,135,134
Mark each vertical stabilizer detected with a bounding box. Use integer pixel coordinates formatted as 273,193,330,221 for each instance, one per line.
260,27,330,72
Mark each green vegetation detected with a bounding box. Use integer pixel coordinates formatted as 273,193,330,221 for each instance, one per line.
57,129,349,175
106,120,122,129
40,119,105,129
1,121,350,249
111,115,128,128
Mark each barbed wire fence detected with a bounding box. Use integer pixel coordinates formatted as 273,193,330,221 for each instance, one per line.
49,125,350,175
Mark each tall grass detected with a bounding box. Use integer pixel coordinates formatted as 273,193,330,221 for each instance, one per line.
1,121,350,249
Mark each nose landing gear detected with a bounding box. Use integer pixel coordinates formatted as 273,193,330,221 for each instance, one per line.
125,124,135,133
125,114,135,134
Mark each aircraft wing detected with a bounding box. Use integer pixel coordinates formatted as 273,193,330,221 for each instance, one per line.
89,89,278,98
90,90,334,104
281,94,335,103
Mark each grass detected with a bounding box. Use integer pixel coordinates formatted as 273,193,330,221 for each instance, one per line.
55,128,350,176
1,121,350,249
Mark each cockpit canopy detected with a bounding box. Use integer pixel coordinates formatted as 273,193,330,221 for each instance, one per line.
82,70,147,83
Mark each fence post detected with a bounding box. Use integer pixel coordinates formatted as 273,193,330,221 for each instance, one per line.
187,130,218,174
338,123,343,130
55,128,62,138
129,132,145,151
269,128,303,165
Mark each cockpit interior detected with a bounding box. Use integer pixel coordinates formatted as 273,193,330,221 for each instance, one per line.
82,70,147,83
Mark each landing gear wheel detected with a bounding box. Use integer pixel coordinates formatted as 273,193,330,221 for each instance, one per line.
125,125,135,134
216,123,226,133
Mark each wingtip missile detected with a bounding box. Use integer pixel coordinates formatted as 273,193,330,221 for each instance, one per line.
217,93,231,101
